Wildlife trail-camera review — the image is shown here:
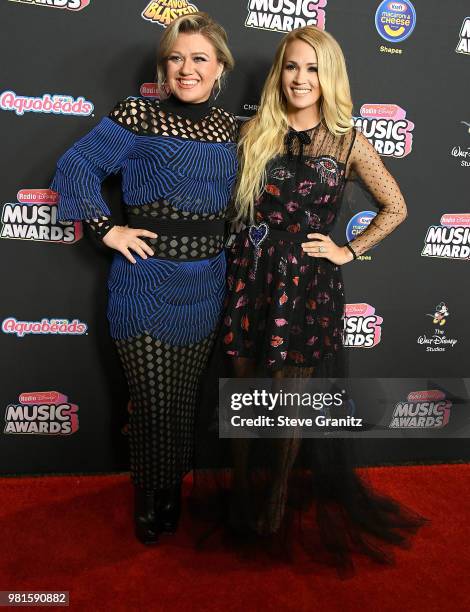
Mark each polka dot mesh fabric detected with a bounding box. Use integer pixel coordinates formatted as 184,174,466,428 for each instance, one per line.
344,130,407,257
108,97,238,143
114,331,216,490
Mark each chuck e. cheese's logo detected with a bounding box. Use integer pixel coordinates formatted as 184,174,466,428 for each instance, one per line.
343,303,383,348
7,0,90,11
141,0,198,27
0,189,82,244
354,104,414,158
246,0,327,33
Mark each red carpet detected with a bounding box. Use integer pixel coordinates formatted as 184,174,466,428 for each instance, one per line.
1,465,469,612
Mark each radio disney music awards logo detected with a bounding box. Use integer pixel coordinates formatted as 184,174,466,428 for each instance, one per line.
139,83,162,99
417,301,458,353
0,91,93,117
7,0,90,10
456,17,470,55
141,0,198,27
389,389,451,429
245,0,327,34
2,317,88,338
421,213,470,260
343,303,383,348
354,104,414,158
0,189,82,244
4,391,79,435
346,211,377,261
375,1,416,43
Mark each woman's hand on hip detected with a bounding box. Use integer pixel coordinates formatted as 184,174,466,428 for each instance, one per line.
102,225,158,264
301,233,354,266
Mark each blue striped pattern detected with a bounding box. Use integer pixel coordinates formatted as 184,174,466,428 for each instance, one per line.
50,115,238,345
51,118,137,220
107,250,226,344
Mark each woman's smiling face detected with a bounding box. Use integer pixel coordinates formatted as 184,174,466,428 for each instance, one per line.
281,39,322,113
165,32,223,103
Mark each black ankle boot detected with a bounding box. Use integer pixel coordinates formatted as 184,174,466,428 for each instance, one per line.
134,484,160,545
157,481,182,534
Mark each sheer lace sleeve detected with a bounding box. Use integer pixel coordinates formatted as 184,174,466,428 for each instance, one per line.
344,129,407,257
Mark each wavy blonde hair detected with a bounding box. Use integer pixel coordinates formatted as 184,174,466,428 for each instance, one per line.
235,26,353,222
156,12,234,89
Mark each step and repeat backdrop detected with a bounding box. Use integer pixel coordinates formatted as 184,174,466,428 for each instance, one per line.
0,0,469,475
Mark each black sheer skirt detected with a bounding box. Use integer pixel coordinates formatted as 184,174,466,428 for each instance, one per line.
190,311,429,579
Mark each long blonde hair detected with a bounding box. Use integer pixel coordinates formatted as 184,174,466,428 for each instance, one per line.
156,12,235,89
235,26,353,223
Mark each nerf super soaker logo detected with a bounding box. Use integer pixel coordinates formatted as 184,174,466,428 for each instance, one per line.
375,1,416,43
421,213,470,260
7,0,89,10
0,91,93,117
343,303,383,348
389,389,451,429
354,104,414,158
4,391,79,435
0,189,82,243
245,0,327,33
141,0,198,27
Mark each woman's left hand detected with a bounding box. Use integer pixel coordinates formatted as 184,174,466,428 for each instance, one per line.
301,233,353,265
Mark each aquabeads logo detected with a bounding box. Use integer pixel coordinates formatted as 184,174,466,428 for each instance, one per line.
0,189,82,243
4,391,79,435
7,0,90,11
2,317,88,338
0,91,93,117
375,1,416,43
141,0,198,27
421,213,470,260
354,104,414,158
456,17,470,55
245,0,327,34
389,389,451,429
343,303,383,348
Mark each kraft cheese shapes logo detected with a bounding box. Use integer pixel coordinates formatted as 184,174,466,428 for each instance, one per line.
354,104,414,158
4,391,79,435
375,1,416,43
389,389,451,429
141,0,198,27
456,17,470,55
7,0,90,11
421,213,470,260
245,0,327,34
343,303,383,348
0,189,82,243
346,211,377,260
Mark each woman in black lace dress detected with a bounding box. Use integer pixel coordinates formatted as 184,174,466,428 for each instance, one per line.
221,25,427,574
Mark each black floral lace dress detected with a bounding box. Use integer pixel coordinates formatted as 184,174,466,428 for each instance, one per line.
223,121,407,376
213,122,427,576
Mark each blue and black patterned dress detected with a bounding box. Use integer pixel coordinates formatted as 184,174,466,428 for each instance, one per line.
50,95,238,490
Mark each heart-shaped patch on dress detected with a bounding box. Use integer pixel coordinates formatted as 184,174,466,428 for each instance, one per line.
248,223,269,249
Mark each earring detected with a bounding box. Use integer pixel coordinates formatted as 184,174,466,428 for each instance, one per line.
214,76,222,101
